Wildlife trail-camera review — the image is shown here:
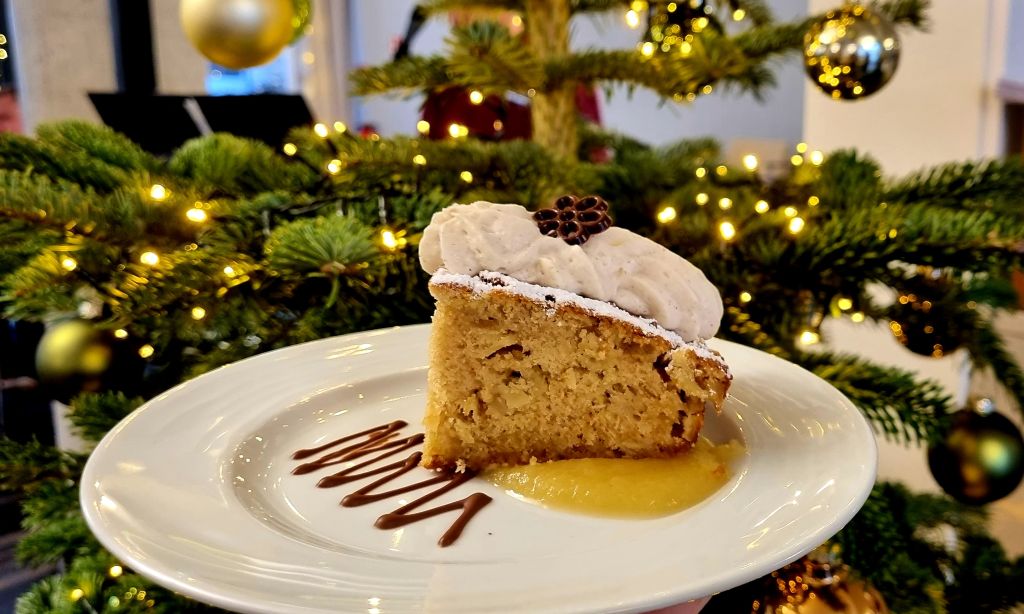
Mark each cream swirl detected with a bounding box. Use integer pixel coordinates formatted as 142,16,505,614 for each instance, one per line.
419,201,723,341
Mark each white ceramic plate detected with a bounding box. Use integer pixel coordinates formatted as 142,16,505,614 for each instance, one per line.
81,324,877,614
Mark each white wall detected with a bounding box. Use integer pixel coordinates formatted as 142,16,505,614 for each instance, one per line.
349,0,808,148
7,0,117,133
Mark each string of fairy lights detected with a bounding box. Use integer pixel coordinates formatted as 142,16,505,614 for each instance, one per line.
65,563,160,610
52,116,864,380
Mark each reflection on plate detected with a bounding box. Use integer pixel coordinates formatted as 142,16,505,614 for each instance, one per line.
81,324,877,614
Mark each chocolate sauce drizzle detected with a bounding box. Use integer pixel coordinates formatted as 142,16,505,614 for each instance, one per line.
291,420,492,547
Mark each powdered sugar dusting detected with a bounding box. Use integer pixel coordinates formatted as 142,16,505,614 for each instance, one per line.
431,269,723,365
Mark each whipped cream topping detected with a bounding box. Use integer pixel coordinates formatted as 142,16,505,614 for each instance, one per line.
419,201,723,340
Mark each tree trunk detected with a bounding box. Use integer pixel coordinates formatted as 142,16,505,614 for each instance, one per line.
524,0,576,160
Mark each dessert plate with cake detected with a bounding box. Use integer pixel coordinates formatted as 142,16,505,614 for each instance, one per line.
81,198,877,613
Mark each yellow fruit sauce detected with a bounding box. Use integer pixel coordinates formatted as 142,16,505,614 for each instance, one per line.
483,439,745,518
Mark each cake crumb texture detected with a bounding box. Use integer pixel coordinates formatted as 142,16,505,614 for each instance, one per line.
422,279,731,470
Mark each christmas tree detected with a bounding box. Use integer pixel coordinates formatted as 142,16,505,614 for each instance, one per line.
2,1,1024,612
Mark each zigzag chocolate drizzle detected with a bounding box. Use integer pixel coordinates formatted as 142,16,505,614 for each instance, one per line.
291,420,492,547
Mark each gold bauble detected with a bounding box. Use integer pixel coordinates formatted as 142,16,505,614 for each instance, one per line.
754,550,889,614
181,0,295,70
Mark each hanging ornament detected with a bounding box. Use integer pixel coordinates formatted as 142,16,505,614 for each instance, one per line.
290,0,312,43
643,0,714,54
35,319,146,404
180,0,295,70
804,5,900,100
928,398,1024,505
752,546,888,613
887,269,966,358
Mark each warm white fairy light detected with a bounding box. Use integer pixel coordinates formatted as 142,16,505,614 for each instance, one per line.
447,123,468,138
138,344,155,358
837,297,853,311
283,143,297,156
695,193,709,206
416,120,430,135
149,184,168,201
719,221,736,241
657,206,677,223
807,196,820,207
333,121,348,134
380,229,407,250
140,251,159,266
460,170,473,183
798,329,821,345
796,142,808,153
742,154,758,171
114,329,129,339
732,8,746,20
788,217,806,234
60,256,78,271
186,207,208,223
223,265,237,277
625,9,640,28
790,154,804,166
851,311,865,323
313,123,329,138
755,200,770,214
70,588,85,602
327,159,342,175
640,42,655,57
715,165,727,176
739,291,752,303
191,306,207,320
413,154,427,166
469,90,484,104
718,197,733,210
109,565,123,578
809,150,824,166
695,167,707,178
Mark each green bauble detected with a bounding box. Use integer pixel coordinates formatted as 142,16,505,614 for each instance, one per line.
291,0,312,43
804,5,900,100
35,319,144,403
928,399,1024,505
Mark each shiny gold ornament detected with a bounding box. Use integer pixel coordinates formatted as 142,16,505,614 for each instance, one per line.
928,398,1024,505
804,5,900,100
35,319,146,403
754,548,888,613
180,0,295,70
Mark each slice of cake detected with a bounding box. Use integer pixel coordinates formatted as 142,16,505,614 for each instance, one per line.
418,196,730,470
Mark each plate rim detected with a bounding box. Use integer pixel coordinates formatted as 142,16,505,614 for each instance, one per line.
81,324,878,614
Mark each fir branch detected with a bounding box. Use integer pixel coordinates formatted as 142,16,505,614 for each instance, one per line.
797,351,951,444
962,312,1024,417
0,133,134,193
446,21,545,90
68,392,145,444
422,0,523,13
35,121,159,174
876,0,930,29
0,438,85,495
0,250,80,319
883,158,1024,213
0,219,61,278
264,215,381,279
168,134,320,197
350,56,452,95
16,516,98,567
